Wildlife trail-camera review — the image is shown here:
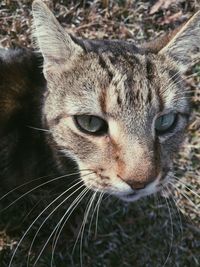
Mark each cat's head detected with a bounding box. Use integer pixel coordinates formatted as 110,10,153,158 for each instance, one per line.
32,0,199,202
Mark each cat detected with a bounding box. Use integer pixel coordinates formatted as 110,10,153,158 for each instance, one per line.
0,0,199,204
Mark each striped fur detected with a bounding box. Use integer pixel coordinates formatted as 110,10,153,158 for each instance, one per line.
1,0,199,201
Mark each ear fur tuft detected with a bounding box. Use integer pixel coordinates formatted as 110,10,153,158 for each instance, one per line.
159,11,200,72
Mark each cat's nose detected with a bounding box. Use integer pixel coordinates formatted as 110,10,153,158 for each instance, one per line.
118,172,156,190
126,180,152,190
118,168,158,190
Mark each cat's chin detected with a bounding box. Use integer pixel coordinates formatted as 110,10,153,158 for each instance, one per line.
116,189,154,202
119,192,142,202
118,189,157,202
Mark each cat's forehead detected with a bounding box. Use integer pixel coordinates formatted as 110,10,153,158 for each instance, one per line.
47,39,185,124
71,39,173,88
82,39,154,72
59,45,171,109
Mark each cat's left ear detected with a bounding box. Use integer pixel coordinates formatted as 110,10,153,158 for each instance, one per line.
159,11,200,72
32,0,83,65
143,12,200,72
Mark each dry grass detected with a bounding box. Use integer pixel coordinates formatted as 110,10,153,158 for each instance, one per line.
0,0,199,267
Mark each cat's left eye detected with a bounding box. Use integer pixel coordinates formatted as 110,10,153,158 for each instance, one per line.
74,115,108,135
155,113,177,134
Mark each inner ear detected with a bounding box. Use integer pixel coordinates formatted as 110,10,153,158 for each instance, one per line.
143,11,200,73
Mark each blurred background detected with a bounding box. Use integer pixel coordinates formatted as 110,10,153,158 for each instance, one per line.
0,1,200,266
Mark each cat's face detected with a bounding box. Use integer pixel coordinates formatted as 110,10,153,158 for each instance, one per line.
32,1,199,201
43,50,189,201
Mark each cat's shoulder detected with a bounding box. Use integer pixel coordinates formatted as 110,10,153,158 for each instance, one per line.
0,48,45,134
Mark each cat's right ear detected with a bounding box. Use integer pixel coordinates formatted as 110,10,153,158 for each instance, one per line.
32,0,83,65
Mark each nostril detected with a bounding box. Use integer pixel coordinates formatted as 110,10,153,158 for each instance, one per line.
115,155,119,160
129,181,146,190
126,179,155,190
117,175,154,190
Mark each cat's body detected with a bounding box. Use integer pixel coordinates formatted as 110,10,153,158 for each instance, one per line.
0,40,150,190
0,48,84,192
0,48,59,189
0,39,160,190
0,0,200,202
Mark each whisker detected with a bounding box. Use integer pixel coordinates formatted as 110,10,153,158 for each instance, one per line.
0,169,91,202
33,186,90,267
0,175,51,201
160,82,197,104
166,186,183,238
173,94,194,99
1,170,90,211
95,191,104,238
50,186,91,267
27,125,51,133
175,89,197,94
27,172,93,266
21,199,43,225
173,96,194,102
88,190,100,239
72,191,95,256
168,173,200,190
27,181,86,267
172,176,200,199
162,71,199,95
79,191,97,267
8,178,85,267
162,69,183,93
162,192,174,267
170,183,200,212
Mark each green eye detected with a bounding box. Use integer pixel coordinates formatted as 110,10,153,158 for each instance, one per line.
74,115,108,135
155,113,177,134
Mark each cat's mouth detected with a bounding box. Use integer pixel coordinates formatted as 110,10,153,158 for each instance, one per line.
119,186,158,202
119,191,141,202
118,175,170,202
82,168,171,202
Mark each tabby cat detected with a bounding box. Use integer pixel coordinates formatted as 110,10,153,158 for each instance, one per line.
0,0,200,204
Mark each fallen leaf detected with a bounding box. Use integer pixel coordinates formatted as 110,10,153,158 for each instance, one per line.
159,10,183,25
150,0,180,15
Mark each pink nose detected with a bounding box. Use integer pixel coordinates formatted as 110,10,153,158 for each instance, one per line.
126,180,152,190
118,171,156,190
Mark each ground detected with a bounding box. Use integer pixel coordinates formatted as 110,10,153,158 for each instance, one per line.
0,0,199,267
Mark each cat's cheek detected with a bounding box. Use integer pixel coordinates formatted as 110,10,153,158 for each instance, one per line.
77,162,132,194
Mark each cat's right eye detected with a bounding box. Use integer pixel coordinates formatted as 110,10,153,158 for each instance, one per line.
74,115,108,136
